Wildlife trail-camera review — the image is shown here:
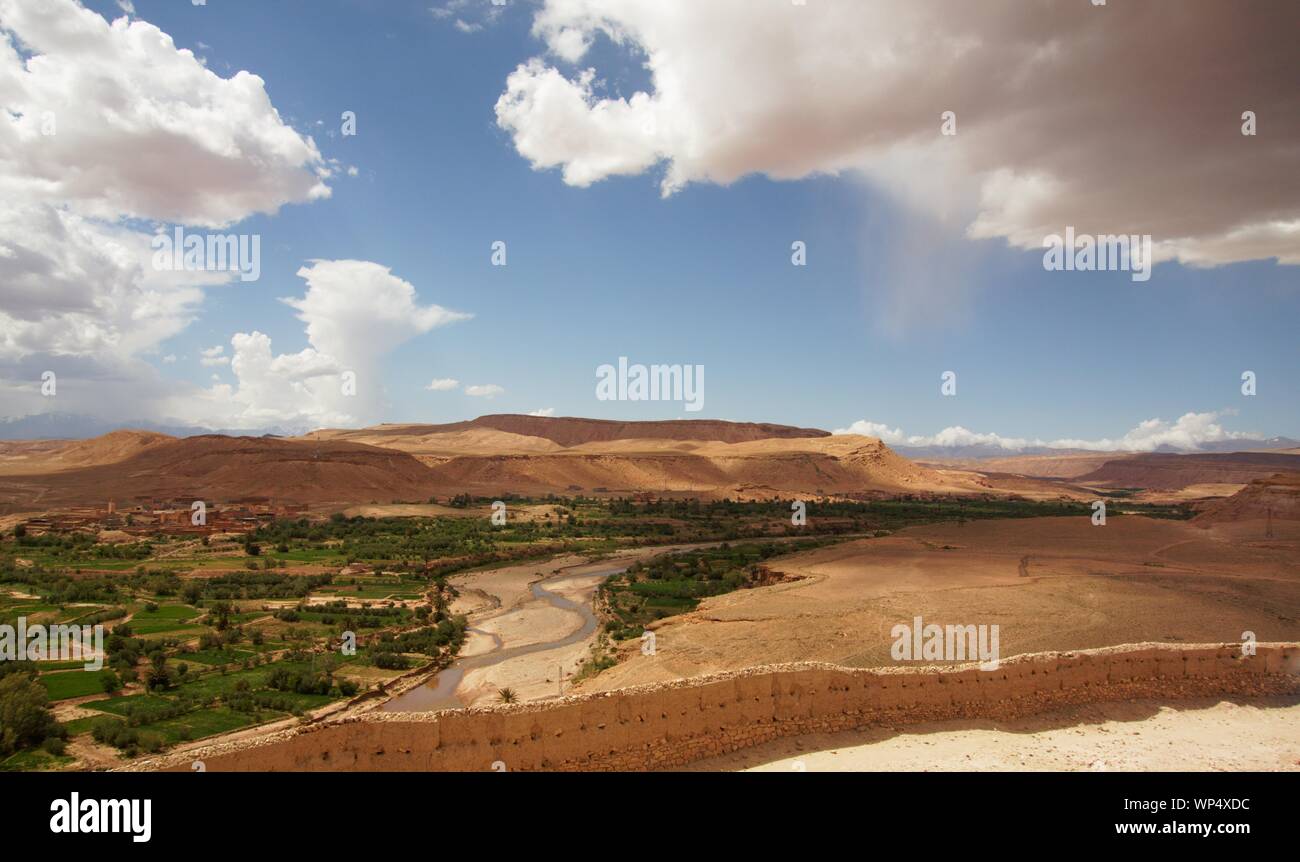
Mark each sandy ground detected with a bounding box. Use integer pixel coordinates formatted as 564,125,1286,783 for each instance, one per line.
472,570,600,651
445,553,594,618
1135,483,1245,503
456,569,613,705
376,553,636,710
920,453,1124,479
684,696,1300,772
384,543,762,711
578,516,1300,693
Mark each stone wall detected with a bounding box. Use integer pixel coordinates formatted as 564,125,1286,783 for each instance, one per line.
133,642,1299,772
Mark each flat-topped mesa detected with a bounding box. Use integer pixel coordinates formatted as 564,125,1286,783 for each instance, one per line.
311,414,832,447
1076,451,1300,491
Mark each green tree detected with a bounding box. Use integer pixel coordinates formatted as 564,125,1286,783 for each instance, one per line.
0,674,61,755
146,652,171,691
210,600,232,631
99,671,121,694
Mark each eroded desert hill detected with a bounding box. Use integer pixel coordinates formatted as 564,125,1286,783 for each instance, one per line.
0,435,440,509
306,416,984,498
1074,451,1300,490
1194,473,1300,525
417,434,971,498
303,414,830,448
0,417,975,510
7,415,1291,512
0,430,173,475
919,452,1126,479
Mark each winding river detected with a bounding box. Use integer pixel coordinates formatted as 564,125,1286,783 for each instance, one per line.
380,563,629,712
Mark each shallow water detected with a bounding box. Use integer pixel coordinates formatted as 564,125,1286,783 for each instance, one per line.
380,564,627,712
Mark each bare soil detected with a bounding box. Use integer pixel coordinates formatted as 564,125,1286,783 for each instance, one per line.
578,516,1300,693
685,696,1300,772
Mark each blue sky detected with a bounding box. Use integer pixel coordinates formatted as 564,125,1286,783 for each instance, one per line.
6,0,1297,447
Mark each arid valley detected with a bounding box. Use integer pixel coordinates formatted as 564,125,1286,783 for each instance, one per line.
3,0,1297,848
1,415,1296,773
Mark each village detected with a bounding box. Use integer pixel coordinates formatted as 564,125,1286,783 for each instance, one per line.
17,501,311,540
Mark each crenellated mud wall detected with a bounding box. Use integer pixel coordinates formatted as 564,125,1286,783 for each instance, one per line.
132,642,1299,772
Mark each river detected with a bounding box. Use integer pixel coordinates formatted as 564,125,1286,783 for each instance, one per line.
379,562,629,712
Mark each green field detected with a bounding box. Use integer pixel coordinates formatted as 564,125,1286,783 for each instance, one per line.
130,706,273,746
63,714,122,736
134,604,200,620
73,704,280,751
0,747,73,772
124,604,202,635
88,658,349,720
130,622,203,637
36,659,90,671
88,693,175,719
39,669,112,700
174,647,257,665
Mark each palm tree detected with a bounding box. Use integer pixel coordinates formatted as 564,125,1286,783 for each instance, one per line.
496,687,517,704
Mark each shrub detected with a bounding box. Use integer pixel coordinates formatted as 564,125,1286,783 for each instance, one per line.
99,672,121,694
0,675,61,755
137,731,165,753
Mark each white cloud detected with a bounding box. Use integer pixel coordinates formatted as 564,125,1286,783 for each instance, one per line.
169,261,471,429
199,345,229,367
464,384,504,398
0,0,329,226
432,0,507,33
0,203,220,363
0,0,333,422
834,411,1262,453
429,0,464,18
283,260,470,369
528,407,556,417
834,421,1035,451
497,61,661,189
497,0,1300,268
1048,411,1261,453
426,377,460,391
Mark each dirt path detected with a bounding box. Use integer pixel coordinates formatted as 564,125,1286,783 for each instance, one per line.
683,696,1300,772
65,736,122,771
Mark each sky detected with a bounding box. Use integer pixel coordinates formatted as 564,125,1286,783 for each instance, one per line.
0,0,1297,451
